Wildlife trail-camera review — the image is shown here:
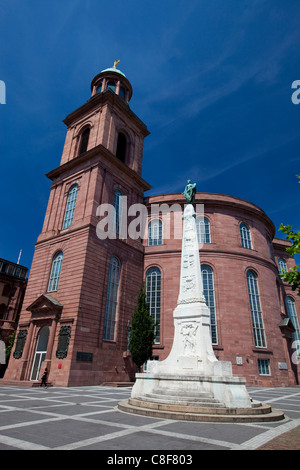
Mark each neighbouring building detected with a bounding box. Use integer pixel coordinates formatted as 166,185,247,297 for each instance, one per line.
3,65,300,387
0,258,28,377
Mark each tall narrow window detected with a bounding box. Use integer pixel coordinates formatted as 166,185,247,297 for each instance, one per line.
119,87,125,99
240,223,252,249
286,297,300,358
96,81,102,93
30,326,50,381
146,267,161,343
103,257,121,341
196,217,211,243
107,81,116,93
201,265,217,344
276,282,282,310
267,238,274,259
48,251,63,292
62,184,78,229
247,270,266,347
78,127,90,155
148,220,162,246
113,189,123,235
278,258,287,275
116,132,127,162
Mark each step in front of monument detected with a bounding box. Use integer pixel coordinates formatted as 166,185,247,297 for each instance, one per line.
150,388,213,399
140,392,225,407
118,398,285,423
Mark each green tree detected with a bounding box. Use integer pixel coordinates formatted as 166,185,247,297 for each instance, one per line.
5,330,16,361
129,284,156,371
279,175,300,296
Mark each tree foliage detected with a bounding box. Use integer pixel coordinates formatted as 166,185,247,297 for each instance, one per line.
129,284,156,370
5,331,16,360
279,175,300,296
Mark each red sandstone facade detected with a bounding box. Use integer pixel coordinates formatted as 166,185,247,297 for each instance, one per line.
3,67,300,387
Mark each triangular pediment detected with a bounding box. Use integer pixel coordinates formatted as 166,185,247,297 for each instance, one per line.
26,294,63,312
279,317,295,332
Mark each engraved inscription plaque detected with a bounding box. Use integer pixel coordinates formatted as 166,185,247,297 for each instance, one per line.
56,325,71,359
13,329,28,359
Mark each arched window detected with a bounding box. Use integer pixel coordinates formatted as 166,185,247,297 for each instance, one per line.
103,257,121,341
285,297,300,357
146,267,161,343
148,220,162,246
78,127,90,155
30,326,50,381
62,184,78,229
119,86,125,99
196,217,211,244
48,251,63,292
201,265,217,344
278,258,287,275
116,132,127,162
247,270,266,348
107,81,116,93
240,223,252,249
96,82,102,93
113,189,123,235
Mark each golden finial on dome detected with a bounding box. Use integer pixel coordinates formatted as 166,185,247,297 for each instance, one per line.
113,60,120,69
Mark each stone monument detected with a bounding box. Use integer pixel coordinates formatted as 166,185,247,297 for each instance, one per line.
119,182,284,422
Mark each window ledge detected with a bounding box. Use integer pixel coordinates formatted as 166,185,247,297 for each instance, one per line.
252,348,273,354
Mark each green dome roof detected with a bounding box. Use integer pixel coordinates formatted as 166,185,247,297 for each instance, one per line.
101,67,126,77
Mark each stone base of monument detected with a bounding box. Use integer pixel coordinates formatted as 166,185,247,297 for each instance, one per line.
118,202,285,423
118,369,285,423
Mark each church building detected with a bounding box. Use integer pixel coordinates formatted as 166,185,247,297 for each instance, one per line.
3,64,300,387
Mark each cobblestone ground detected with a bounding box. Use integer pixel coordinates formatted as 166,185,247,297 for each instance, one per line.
258,425,300,450
0,384,299,451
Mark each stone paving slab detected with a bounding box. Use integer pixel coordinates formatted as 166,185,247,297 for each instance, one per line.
0,383,299,452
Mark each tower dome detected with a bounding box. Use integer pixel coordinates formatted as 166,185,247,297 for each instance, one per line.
91,60,132,103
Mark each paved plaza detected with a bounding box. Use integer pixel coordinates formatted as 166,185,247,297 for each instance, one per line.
0,383,299,451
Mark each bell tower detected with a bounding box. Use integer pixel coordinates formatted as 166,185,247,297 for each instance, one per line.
4,63,151,386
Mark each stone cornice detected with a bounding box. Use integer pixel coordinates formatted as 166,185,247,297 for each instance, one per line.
144,192,275,237
63,89,149,137
145,245,280,274
45,143,152,192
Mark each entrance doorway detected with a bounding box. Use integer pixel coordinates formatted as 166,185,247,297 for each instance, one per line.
30,326,49,381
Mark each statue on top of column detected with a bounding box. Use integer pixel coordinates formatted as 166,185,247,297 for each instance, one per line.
183,180,196,204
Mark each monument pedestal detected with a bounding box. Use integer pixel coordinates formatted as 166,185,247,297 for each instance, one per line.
132,298,252,409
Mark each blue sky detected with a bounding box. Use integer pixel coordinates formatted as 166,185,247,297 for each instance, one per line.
0,0,299,269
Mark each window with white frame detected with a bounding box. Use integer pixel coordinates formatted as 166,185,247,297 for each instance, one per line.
196,217,211,244
113,189,123,235
286,296,300,358
146,267,161,343
258,359,270,375
278,258,287,275
247,270,266,348
48,251,63,292
148,220,162,246
103,256,121,341
240,223,252,249
201,265,217,344
62,184,78,229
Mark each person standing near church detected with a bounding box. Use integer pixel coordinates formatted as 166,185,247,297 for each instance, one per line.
40,368,48,388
